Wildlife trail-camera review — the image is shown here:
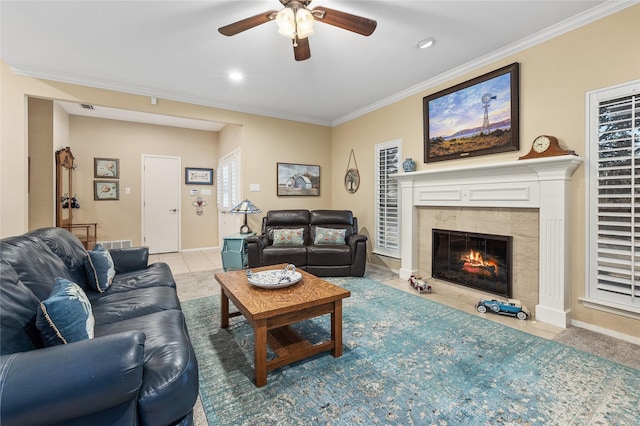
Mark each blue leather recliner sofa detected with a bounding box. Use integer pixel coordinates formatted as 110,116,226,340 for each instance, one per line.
0,227,199,426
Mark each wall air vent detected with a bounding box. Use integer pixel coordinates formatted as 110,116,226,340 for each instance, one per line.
98,240,132,250
81,104,95,110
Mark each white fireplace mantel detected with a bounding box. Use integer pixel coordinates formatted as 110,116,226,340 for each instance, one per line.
393,155,584,328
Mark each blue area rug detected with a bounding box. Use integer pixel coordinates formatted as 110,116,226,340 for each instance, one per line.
182,277,640,425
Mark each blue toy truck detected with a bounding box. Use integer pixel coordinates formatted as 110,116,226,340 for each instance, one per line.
476,299,529,320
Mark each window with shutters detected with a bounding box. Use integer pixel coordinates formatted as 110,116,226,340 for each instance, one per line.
586,80,640,314
374,139,401,258
217,149,240,211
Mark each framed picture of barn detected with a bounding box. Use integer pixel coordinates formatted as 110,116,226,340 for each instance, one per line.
277,163,320,196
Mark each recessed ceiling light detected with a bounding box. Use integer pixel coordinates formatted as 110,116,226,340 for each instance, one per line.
417,37,436,49
228,71,243,82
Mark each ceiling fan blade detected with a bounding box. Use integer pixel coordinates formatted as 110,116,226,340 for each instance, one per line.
294,37,311,61
218,10,278,36
312,6,377,36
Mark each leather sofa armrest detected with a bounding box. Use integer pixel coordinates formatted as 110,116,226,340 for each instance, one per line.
246,235,268,248
246,235,269,267
109,247,149,273
347,233,367,248
0,331,145,426
347,234,368,277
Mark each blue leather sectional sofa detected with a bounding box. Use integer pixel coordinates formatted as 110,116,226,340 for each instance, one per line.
0,227,198,426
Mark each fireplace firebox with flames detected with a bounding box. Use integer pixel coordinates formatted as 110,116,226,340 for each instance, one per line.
432,229,512,298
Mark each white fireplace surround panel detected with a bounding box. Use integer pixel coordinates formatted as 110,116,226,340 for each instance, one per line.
393,156,583,328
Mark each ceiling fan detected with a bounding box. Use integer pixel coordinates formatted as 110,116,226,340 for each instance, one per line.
218,0,377,61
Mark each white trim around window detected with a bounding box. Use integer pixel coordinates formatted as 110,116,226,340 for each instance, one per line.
373,139,402,258
583,79,640,319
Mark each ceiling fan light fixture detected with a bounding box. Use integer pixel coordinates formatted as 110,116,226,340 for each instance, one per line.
276,7,296,38
295,8,314,39
218,0,376,61
276,4,314,40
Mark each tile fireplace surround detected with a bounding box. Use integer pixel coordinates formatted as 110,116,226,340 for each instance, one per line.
394,155,583,328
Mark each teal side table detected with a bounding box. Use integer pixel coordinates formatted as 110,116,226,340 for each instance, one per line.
221,232,255,271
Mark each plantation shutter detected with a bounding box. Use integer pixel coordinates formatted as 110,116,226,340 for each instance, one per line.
589,84,640,308
217,150,240,211
374,140,401,258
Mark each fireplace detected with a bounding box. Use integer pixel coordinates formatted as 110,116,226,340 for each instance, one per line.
394,156,583,328
432,229,512,298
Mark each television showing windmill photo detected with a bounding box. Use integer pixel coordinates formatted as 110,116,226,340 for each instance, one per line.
423,63,520,162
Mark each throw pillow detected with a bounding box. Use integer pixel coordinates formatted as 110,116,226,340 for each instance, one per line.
272,228,304,246
314,227,347,245
85,244,115,292
36,277,95,346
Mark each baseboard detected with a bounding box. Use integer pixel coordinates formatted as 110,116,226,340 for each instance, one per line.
571,319,640,346
366,261,397,273
180,246,219,252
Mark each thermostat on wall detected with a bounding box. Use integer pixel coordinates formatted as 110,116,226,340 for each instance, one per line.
190,189,199,196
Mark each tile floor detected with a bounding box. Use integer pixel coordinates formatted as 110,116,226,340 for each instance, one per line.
149,249,223,275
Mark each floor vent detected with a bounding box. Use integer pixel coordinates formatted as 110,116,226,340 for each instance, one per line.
98,240,132,250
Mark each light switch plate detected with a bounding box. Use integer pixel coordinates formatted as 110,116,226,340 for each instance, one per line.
250,184,261,192
201,189,212,195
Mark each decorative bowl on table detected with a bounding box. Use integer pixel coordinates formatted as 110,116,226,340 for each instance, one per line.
246,264,301,289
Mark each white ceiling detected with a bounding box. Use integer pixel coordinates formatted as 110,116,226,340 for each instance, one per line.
1,1,634,128
55,100,226,131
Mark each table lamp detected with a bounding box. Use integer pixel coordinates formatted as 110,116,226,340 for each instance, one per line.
229,199,262,234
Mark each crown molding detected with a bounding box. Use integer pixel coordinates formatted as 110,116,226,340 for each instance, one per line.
9,65,332,127
331,0,639,127
10,0,637,129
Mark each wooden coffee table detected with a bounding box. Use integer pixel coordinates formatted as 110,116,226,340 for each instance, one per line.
215,264,350,387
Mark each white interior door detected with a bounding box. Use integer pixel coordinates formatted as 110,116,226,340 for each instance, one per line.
142,155,180,254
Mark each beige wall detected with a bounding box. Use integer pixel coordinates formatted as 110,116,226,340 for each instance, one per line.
52,101,71,225
1,5,638,337
212,117,332,233
0,64,333,243
28,98,71,231
331,5,640,339
20,107,331,248
241,115,332,233
68,116,219,248
27,98,55,230
331,96,422,269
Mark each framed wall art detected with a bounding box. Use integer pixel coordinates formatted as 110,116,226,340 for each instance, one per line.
94,158,119,178
185,167,214,185
277,162,320,196
423,62,520,163
94,180,119,200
